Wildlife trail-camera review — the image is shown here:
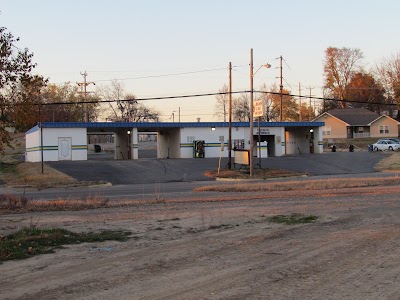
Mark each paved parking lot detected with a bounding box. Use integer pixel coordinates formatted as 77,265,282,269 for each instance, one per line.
47,151,388,185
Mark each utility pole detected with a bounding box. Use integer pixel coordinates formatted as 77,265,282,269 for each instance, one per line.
249,48,254,177
299,82,302,121
279,55,283,121
77,71,95,122
308,87,314,121
228,61,232,169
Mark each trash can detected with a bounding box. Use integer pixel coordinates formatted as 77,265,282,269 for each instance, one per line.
349,144,354,152
94,144,101,153
332,145,336,152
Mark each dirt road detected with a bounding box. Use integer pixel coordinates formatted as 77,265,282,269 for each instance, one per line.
1,185,400,299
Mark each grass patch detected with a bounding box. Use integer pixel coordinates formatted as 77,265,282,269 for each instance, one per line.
268,213,318,225
208,224,233,230
205,168,304,179
0,162,78,189
194,176,400,193
0,227,131,263
375,152,400,171
0,194,110,212
0,162,107,189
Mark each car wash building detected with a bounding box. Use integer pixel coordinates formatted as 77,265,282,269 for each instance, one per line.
25,121,324,162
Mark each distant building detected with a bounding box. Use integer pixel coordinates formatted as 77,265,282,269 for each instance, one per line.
313,108,399,140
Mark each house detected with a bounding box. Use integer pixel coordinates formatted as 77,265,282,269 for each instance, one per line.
313,108,399,140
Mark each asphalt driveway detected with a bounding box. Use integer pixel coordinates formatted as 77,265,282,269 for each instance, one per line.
47,151,389,185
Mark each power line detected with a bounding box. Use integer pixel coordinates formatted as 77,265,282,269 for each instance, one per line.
49,67,229,85
7,90,396,108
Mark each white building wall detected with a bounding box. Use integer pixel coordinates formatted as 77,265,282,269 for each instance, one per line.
180,127,249,158
296,128,312,154
275,127,286,156
179,126,291,158
314,127,323,154
157,129,181,158
25,127,41,162
26,127,87,162
254,127,285,156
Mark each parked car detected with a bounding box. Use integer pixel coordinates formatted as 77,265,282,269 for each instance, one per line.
388,138,400,144
372,139,400,151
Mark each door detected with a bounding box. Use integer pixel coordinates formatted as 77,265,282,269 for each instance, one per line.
58,137,72,160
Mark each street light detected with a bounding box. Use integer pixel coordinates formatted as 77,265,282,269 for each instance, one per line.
254,65,271,169
250,48,271,176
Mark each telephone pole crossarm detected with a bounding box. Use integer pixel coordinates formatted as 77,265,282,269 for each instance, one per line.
76,71,95,122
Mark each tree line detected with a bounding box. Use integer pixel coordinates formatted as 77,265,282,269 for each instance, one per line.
1,24,400,153
0,27,160,154
214,47,400,122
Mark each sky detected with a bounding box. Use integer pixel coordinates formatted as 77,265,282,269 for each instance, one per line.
1,0,400,122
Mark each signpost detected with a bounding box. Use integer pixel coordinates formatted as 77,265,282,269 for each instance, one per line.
253,99,265,168
253,100,264,118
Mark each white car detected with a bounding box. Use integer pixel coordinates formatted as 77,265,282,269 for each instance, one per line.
372,139,400,151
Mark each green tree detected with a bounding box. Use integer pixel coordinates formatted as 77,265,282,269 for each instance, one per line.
12,75,47,131
0,27,43,153
323,47,363,108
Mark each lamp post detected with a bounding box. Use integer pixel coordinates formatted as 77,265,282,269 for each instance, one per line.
255,64,271,169
250,48,271,176
250,49,254,177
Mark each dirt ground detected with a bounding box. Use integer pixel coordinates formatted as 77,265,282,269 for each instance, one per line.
1,185,400,300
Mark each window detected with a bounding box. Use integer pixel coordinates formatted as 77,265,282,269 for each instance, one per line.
379,125,389,134
322,126,331,136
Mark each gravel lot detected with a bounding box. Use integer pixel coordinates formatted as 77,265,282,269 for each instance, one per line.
1,184,400,299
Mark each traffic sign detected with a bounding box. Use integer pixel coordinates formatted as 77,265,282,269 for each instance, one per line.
253,99,264,117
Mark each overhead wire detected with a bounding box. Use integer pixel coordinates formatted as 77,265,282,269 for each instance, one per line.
7,90,396,107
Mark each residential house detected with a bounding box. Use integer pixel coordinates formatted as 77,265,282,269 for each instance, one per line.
313,108,399,140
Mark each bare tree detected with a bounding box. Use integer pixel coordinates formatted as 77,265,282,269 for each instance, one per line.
323,47,363,108
214,84,229,121
97,80,159,122
232,93,250,122
375,53,400,118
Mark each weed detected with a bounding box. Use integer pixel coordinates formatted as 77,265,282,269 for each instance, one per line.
0,193,31,210
158,218,181,222
0,227,131,263
194,176,400,193
268,213,318,225
208,224,233,230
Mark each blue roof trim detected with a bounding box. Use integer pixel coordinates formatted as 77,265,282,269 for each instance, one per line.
26,125,40,134
38,121,324,128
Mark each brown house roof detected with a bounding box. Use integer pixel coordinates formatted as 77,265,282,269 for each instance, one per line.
326,108,380,126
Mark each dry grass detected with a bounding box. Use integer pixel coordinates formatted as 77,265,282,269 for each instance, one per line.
205,168,304,179
0,193,111,212
193,176,400,193
1,162,107,189
0,162,78,189
375,152,400,171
